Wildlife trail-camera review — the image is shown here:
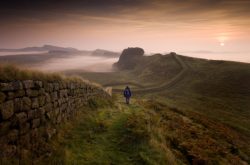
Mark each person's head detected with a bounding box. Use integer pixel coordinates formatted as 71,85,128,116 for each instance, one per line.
126,86,129,89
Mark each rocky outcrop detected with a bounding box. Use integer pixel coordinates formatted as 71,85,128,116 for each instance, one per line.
0,79,110,159
114,47,144,70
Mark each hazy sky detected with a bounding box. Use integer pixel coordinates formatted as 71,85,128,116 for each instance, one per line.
0,0,250,59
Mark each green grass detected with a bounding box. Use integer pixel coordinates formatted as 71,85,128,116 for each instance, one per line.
42,96,173,164
59,53,250,164
38,95,250,164
3,53,250,164
65,54,250,138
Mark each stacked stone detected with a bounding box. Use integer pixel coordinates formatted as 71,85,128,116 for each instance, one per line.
0,80,109,158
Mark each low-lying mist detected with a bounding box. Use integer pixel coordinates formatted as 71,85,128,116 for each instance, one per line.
32,55,119,72
0,51,48,56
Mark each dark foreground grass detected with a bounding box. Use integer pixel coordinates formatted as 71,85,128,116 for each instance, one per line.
38,95,250,164
40,96,182,164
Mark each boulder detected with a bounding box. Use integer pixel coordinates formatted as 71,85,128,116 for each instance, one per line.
15,112,28,124
26,89,39,97
19,122,30,135
7,92,15,100
0,83,14,91
45,93,51,103
7,129,19,143
22,80,34,89
31,98,39,109
31,118,40,128
44,83,54,92
44,128,56,141
51,92,58,102
38,96,45,107
14,98,23,112
22,97,31,111
12,81,23,90
1,144,17,157
34,81,43,89
0,100,14,120
0,92,6,103
0,121,11,136
14,90,26,98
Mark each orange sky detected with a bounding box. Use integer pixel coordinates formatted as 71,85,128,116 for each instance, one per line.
0,0,250,61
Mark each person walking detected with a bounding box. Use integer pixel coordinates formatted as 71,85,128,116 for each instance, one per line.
123,86,132,104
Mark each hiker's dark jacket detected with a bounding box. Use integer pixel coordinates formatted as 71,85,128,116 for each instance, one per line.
124,88,132,98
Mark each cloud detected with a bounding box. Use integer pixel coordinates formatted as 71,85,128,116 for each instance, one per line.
0,0,249,54
1,0,250,22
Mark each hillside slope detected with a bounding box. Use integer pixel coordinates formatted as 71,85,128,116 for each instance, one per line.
43,95,249,164
67,48,250,164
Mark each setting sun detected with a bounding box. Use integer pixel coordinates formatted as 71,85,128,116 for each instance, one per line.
220,42,225,46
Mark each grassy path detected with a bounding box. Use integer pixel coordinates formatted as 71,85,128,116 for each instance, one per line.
47,97,153,165
43,96,250,165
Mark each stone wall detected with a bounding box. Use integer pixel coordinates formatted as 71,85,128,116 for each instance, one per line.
0,80,110,159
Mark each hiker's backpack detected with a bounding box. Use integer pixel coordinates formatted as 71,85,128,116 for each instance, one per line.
124,89,130,97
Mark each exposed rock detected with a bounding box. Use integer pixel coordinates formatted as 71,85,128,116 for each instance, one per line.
38,96,45,107
0,92,6,103
45,93,51,103
19,122,30,135
44,103,52,112
114,47,144,70
22,80,34,89
0,121,11,136
53,101,59,108
14,98,23,112
15,112,27,124
34,81,43,89
7,129,19,142
19,133,30,148
26,89,39,97
0,100,14,120
38,107,45,117
31,98,39,109
1,144,17,157
54,108,60,117
0,83,14,91
12,81,23,90
22,97,31,111
14,90,25,98
59,89,67,98
0,78,109,160
54,83,60,91
56,115,62,124
44,83,54,92
51,92,58,102
45,128,56,141
31,118,40,128
27,110,35,120
7,92,15,100
39,88,46,95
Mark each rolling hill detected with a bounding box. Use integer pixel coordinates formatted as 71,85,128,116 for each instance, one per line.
0,44,79,52
66,48,250,164
1,47,249,164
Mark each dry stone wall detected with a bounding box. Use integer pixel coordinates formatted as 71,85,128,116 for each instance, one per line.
0,80,110,159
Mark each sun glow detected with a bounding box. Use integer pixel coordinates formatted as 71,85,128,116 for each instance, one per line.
217,35,228,47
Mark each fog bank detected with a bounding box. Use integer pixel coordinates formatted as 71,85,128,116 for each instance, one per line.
33,55,118,72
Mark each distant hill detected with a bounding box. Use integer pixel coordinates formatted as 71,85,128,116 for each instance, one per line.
0,44,79,52
91,49,120,58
